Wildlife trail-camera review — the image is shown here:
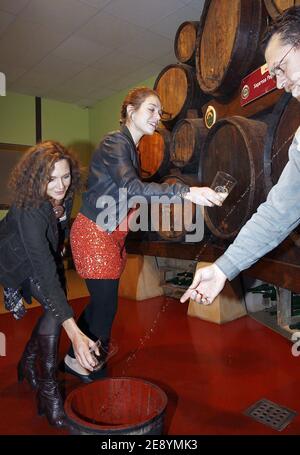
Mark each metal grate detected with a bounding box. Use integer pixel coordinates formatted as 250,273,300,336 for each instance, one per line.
244,398,297,431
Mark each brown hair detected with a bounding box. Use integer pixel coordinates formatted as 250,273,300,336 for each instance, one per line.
261,6,300,52
9,140,82,208
120,86,161,125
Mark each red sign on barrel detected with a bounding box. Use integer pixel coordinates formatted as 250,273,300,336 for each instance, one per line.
240,64,277,106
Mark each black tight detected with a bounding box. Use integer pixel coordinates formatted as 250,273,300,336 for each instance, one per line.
36,312,61,336
68,278,119,358
29,279,61,336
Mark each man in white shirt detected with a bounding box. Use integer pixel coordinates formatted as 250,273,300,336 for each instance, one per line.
181,6,300,306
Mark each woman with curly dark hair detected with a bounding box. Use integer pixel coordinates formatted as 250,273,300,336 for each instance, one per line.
0,140,97,428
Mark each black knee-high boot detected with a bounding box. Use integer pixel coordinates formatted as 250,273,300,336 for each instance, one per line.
36,334,66,428
17,325,39,389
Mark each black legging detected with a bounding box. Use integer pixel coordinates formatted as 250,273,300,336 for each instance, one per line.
68,278,119,358
29,279,61,336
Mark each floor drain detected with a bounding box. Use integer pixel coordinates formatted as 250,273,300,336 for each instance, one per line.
244,398,297,431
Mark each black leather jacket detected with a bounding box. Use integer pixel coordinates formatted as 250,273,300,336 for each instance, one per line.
0,198,73,324
81,126,190,231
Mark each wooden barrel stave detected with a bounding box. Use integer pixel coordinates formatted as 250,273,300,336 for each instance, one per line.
171,118,208,173
151,174,200,242
174,21,199,65
264,0,300,19
201,116,268,239
196,0,266,98
154,63,208,129
138,128,171,182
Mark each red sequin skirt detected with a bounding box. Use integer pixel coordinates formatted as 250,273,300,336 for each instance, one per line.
70,213,129,279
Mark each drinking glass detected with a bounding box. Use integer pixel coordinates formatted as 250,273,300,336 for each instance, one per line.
89,338,119,371
211,171,237,203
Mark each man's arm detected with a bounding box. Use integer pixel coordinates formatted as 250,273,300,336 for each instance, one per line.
216,131,300,280
181,130,300,304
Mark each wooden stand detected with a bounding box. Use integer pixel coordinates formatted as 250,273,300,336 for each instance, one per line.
119,254,164,301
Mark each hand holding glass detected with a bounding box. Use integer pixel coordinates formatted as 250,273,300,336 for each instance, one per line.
89,339,119,371
211,171,237,203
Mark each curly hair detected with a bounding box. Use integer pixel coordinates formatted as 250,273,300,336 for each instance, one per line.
261,6,300,52
8,140,82,208
120,86,161,125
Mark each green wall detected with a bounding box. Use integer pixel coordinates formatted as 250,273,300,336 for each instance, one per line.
0,210,7,221
42,99,90,146
89,76,156,147
0,75,157,155
0,93,92,214
0,75,157,213
42,98,92,214
0,92,35,145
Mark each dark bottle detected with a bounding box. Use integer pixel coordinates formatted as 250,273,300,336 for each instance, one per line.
247,284,277,308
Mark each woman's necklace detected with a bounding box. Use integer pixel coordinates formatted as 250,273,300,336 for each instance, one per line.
51,200,65,219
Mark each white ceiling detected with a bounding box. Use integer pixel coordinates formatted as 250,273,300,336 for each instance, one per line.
0,0,204,107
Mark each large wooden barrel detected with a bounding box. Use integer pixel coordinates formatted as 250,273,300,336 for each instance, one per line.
153,63,207,129
264,0,300,19
264,93,300,192
201,116,268,239
170,118,208,173
196,0,266,98
174,21,199,65
138,128,171,182
151,174,201,242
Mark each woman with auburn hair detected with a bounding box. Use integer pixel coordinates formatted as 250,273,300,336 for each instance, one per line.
64,86,222,383
0,141,97,428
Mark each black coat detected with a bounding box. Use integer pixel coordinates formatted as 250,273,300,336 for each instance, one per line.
81,126,190,231
0,198,74,324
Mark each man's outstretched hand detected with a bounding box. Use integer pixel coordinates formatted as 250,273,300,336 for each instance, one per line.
180,264,227,304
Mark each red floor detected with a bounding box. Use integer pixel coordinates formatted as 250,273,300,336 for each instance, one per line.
1,295,300,435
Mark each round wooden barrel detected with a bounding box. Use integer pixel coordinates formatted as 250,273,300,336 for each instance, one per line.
174,21,199,65
201,116,268,239
264,93,300,192
153,63,207,129
64,377,167,435
170,118,208,173
264,0,300,19
196,0,266,98
151,174,201,242
138,128,171,181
